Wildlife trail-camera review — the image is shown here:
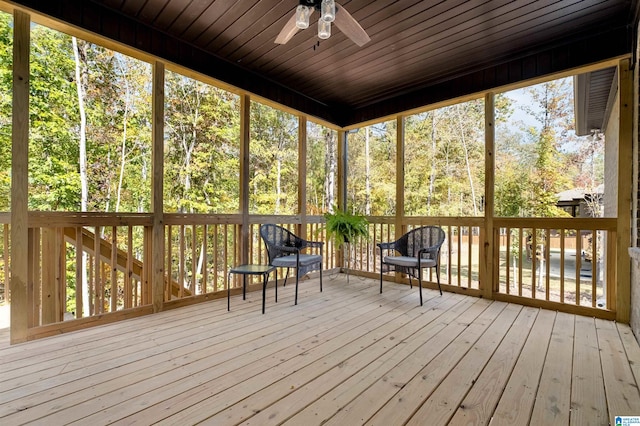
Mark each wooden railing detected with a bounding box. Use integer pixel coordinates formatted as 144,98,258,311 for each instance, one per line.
164,214,240,300
1,213,619,340
493,217,617,317
347,217,483,294
163,215,333,304
0,217,8,304
24,213,153,327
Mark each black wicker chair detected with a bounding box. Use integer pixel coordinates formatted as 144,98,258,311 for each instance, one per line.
377,225,445,305
259,224,324,305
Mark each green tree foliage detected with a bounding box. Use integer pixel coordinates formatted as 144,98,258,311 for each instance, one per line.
404,99,486,216
527,80,572,217
0,12,12,211
81,43,153,212
164,71,240,213
495,79,590,218
347,122,396,216
306,122,337,214
28,24,80,210
249,101,298,214
494,130,530,216
21,24,154,212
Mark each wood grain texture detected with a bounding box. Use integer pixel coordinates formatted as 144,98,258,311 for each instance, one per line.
10,9,30,344
1,277,640,424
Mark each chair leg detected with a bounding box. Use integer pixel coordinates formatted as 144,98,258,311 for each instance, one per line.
380,266,383,294
295,273,299,305
418,274,423,306
242,275,247,300
436,266,443,295
283,268,290,287
275,269,278,303
320,265,323,292
227,272,231,312
261,272,267,314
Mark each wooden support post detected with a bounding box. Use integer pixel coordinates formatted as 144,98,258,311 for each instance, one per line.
94,226,101,313
240,94,250,265
337,130,347,211
28,228,37,327
142,226,151,305
298,115,307,239
395,116,404,235
482,92,496,299
336,130,348,269
616,58,633,323
110,227,118,311
41,228,59,324
75,227,83,318
3,224,8,302
10,10,30,344
152,61,165,312
395,116,405,284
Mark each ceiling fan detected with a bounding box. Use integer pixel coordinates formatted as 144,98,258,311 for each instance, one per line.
275,0,370,47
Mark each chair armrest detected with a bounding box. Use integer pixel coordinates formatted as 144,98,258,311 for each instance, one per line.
417,246,440,259
300,239,323,255
304,240,324,249
377,241,396,251
273,244,300,254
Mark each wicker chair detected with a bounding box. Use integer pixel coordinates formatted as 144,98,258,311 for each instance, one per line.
377,225,445,305
259,224,324,305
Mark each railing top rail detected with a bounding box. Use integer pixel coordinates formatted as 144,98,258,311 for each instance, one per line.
166,214,306,226
248,215,301,225
165,213,242,225
27,211,153,227
4,213,614,230
402,216,485,226
494,217,617,230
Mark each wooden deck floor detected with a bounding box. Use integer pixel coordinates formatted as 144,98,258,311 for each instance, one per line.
2,274,640,425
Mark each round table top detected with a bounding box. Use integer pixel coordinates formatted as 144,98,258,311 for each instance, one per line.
229,264,276,274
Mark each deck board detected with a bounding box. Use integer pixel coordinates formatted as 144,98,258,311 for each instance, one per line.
529,311,574,425
597,318,640,419
488,308,555,425
570,315,607,425
364,299,505,426
447,306,538,425
1,274,639,425
407,303,525,425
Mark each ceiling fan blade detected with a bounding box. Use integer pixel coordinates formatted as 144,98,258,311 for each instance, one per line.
275,8,315,44
334,3,370,46
275,12,299,44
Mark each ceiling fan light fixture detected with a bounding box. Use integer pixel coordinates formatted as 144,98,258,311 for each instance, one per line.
276,0,369,46
321,0,336,22
295,5,311,29
318,18,331,39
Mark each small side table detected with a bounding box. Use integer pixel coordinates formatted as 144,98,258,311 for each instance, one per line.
228,264,276,314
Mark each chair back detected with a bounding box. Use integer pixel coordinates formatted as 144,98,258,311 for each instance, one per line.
396,226,445,258
259,224,300,263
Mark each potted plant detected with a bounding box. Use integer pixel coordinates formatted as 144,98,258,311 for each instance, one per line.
323,207,369,249
322,207,369,281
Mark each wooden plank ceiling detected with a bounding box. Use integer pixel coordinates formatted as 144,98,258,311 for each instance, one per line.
10,0,637,126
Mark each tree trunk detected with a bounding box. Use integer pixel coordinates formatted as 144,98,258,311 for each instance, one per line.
115,56,131,213
456,106,478,215
364,127,371,215
275,154,282,214
72,37,90,316
325,129,336,211
428,111,436,213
